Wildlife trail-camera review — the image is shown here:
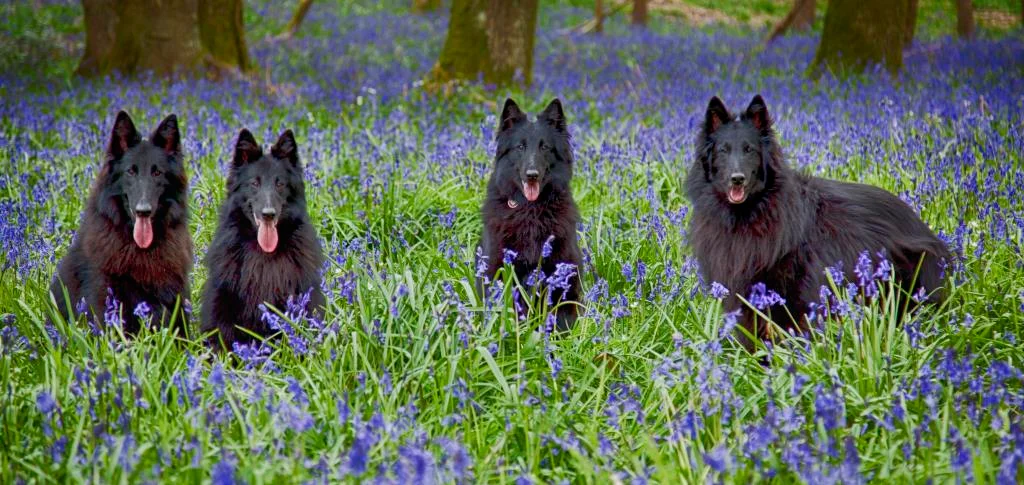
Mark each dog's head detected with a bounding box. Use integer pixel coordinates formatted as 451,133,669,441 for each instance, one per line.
227,129,305,254
697,95,782,206
99,111,186,249
492,98,573,203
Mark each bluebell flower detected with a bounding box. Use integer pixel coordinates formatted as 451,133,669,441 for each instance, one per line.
541,235,554,258
702,445,732,473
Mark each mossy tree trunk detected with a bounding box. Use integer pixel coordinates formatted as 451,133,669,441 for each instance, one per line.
956,0,975,38
632,0,648,27
812,0,917,76
431,0,539,86
76,0,250,77
432,0,489,83
485,0,539,84
199,0,250,71
76,0,117,76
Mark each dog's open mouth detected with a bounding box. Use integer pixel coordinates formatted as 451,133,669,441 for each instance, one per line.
522,180,540,202
728,186,747,204
133,215,154,249
254,212,279,253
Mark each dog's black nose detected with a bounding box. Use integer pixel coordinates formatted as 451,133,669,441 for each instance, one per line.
730,173,746,186
134,202,153,218
261,207,277,220
525,169,539,181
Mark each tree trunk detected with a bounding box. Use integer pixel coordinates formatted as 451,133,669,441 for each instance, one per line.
766,0,814,43
279,0,314,38
812,0,917,76
430,0,538,86
75,0,117,76
431,0,490,83
594,0,604,34
904,0,919,47
632,0,648,27
956,0,975,38
199,0,250,71
485,0,538,84
412,0,441,13
76,0,250,77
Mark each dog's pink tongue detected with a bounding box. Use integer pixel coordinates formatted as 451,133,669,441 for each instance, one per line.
728,187,745,204
523,181,540,202
257,221,279,253
133,216,153,249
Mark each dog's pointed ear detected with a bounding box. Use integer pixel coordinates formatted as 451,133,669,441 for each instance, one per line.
150,114,181,155
498,98,527,134
704,97,730,136
233,129,262,168
539,98,567,133
106,111,141,162
743,95,771,133
271,129,298,166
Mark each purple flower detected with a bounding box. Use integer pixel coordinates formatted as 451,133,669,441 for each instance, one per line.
703,445,732,473
541,235,554,258
545,263,577,296
36,390,57,415
209,364,226,399
710,281,729,299
212,454,243,485
719,309,741,339
502,249,518,265
133,301,152,320
748,283,786,310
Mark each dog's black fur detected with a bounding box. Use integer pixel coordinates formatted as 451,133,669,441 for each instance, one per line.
478,98,582,331
686,95,950,351
200,129,324,350
50,111,193,333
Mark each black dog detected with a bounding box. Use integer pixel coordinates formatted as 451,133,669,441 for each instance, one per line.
478,98,582,331
50,111,193,333
686,95,950,351
201,129,324,350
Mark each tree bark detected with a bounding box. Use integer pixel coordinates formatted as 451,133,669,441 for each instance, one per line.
956,0,975,38
412,0,441,13
766,0,814,43
279,0,314,38
432,0,490,83
632,0,648,26
431,0,538,86
485,0,538,84
76,0,250,77
904,0,919,47
812,0,917,76
199,0,250,71
632,0,648,27
75,0,117,76
594,0,604,34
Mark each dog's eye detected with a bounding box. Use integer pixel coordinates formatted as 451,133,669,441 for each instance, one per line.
517,142,527,151
251,179,259,188
276,180,284,189
717,145,728,154
152,168,162,177
127,165,137,176
743,145,753,154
